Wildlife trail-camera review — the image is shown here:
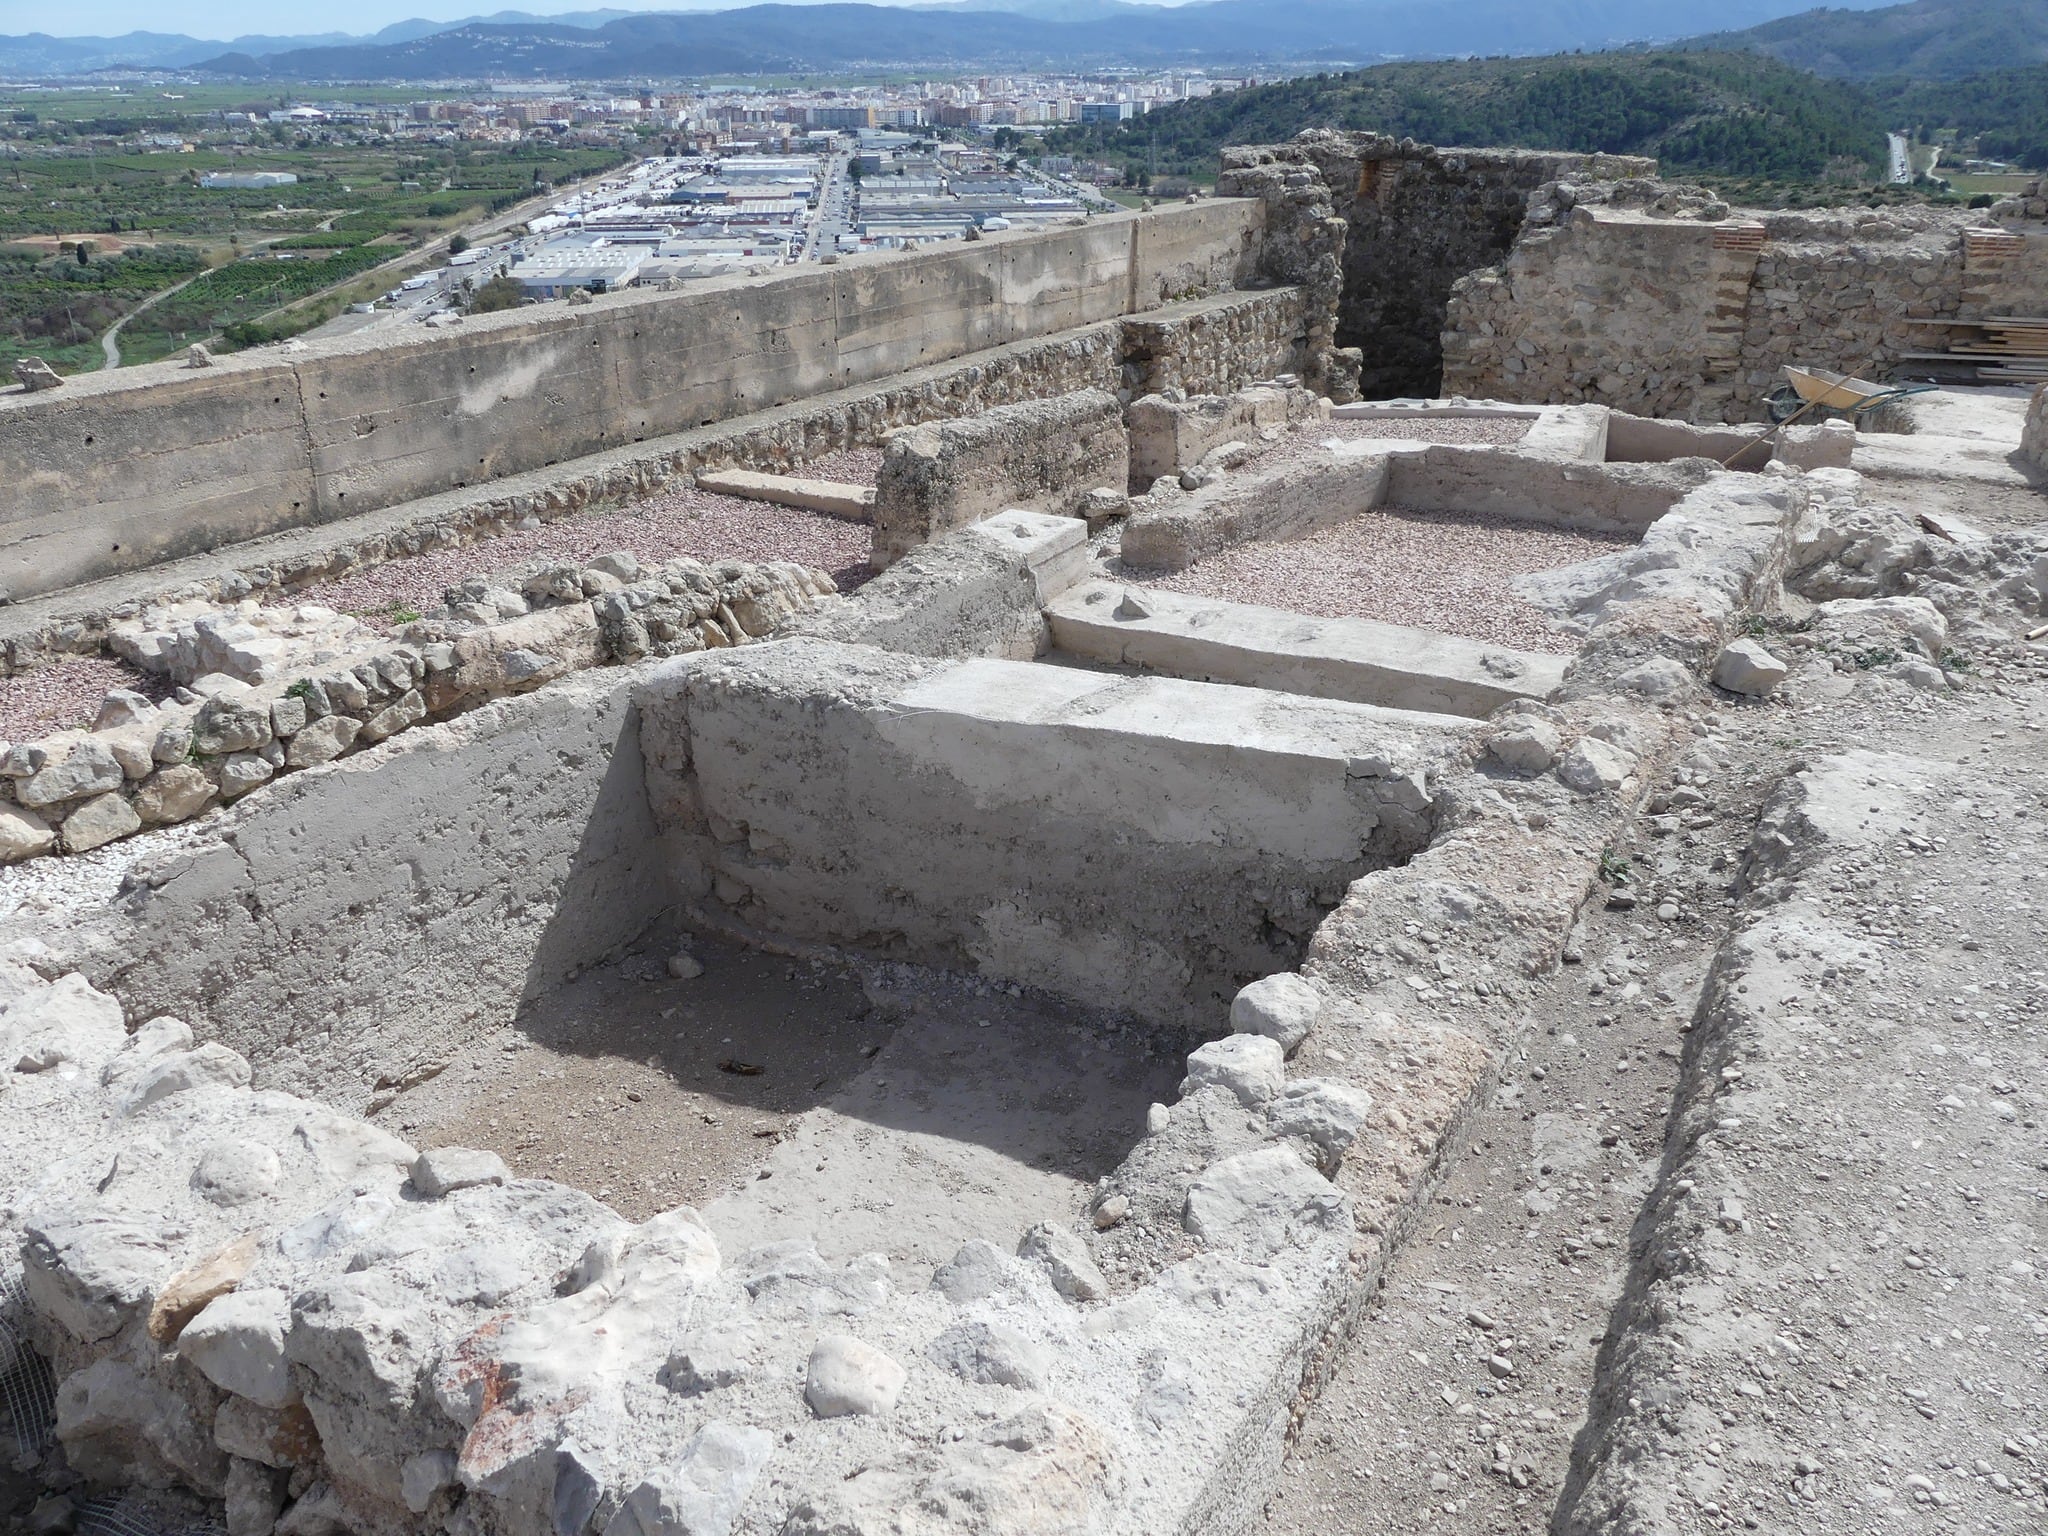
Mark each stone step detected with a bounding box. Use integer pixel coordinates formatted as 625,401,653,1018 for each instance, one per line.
1046,578,1565,718
694,468,876,520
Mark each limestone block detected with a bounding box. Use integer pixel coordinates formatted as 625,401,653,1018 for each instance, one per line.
224,1457,288,1536
662,1322,755,1395
22,1212,175,1344
926,1319,1050,1390
1614,656,1695,702
18,739,124,809
928,1239,1011,1304
695,468,876,521
1487,719,1560,775
148,1232,261,1342
1180,1034,1286,1107
9,972,126,1073
1229,973,1321,1055
1809,595,1948,661
55,1357,229,1494
1712,638,1789,696
805,1334,906,1418
137,764,218,825
605,1421,776,1536
192,695,273,756
191,1139,284,1207
358,689,426,744
411,1146,510,1198
218,752,274,799
285,715,359,768
181,1288,295,1408
0,803,55,862
1181,1145,1349,1261
62,791,141,853
122,1042,254,1113
1557,737,1635,795
1015,1222,1108,1303
1267,1078,1375,1170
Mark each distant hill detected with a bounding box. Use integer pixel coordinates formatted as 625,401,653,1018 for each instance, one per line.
1682,0,2048,80
1044,51,1888,183
185,0,1882,81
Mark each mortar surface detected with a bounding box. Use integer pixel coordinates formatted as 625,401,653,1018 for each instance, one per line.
1127,505,1632,654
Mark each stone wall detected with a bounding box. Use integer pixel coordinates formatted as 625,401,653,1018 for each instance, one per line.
2024,384,2048,473
871,389,1128,566
0,201,1265,603
637,638,1468,1026
1442,179,2048,422
1223,133,1653,399
2,287,1303,674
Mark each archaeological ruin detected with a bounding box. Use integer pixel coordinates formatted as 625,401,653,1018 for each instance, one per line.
1,132,2044,1536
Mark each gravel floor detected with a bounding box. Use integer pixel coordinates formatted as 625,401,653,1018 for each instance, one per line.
1322,416,1533,445
1129,505,1629,655
797,446,884,485
280,486,876,633
0,657,172,744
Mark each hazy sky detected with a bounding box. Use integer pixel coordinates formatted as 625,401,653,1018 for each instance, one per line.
12,0,1193,39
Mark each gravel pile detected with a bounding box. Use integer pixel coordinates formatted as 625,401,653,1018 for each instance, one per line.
1322,416,1533,445
0,657,171,743
281,486,876,633
798,445,885,486
1132,505,1628,655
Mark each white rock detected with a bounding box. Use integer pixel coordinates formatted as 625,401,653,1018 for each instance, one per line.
606,1421,775,1536
926,1320,1049,1390
10,972,127,1071
224,1455,285,1536
1015,1221,1108,1302
1182,1145,1349,1260
0,803,55,862
401,1450,459,1515
1557,737,1635,794
1229,973,1320,1056
122,1043,253,1113
1810,595,1948,661
1486,719,1560,775
1893,658,1948,691
804,1334,906,1418
1615,656,1694,701
285,715,360,769
411,1146,511,1198
180,1288,294,1408
1180,1033,1285,1107
62,791,141,853
191,1139,283,1207
663,1322,755,1394
18,740,124,809
1712,637,1789,696
95,689,159,730
928,1239,1010,1303
1266,1078,1375,1168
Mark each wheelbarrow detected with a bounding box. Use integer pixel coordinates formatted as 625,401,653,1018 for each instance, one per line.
1724,365,1938,469
1764,365,1937,426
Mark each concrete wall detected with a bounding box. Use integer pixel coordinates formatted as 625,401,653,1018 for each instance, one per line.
65,667,671,1098
637,638,1466,1025
0,200,1262,602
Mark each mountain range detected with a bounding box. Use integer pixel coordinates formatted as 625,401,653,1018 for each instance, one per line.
1687,0,2048,80
2,0,1896,79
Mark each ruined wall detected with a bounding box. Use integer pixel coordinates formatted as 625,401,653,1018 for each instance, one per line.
0,201,1263,603
638,639,1466,1025
1443,182,2048,422
1223,133,1654,399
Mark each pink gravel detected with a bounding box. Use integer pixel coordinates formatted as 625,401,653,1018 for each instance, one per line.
1131,504,1629,655
798,446,884,486
0,657,172,744
282,486,876,633
1320,416,1532,445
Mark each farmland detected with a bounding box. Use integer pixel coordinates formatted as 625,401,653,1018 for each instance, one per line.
0,85,630,375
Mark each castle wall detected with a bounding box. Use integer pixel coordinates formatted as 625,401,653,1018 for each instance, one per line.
0,201,1263,603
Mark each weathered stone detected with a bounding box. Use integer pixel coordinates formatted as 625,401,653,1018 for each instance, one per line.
123,1042,254,1112
193,695,273,755
1182,1145,1349,1260
181,1287,294,1408
411,1145,510,1197
95,689,159,730
1487,718,1561,775
218,752,275,799
1712,637,1789,696
62,792,141,853
224,1457,287,1536
19,740,124,809
1267,1078,1375,1170
926,1319,1049,1390
1229,973,1321,1055
136,765,216,825
148,1234,261,1344
1180,1033,1286,1107
191,1139,283,1207
285,714,360,768
358,690,426,744
0,803,56,862
1558,737,1635,794
805,1334,907,1418
1015,1221,1108,1303
605,1421,775,1536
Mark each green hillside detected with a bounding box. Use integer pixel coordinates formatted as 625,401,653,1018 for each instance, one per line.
1042,52,1888,187
1684,0,2048,80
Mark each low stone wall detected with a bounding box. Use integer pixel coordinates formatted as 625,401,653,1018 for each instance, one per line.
1121,440,1395,570
1441,179,2048,422
0,558,832,865
1128,383,1328,484
871,388,1128,566
637,638,1470,1025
